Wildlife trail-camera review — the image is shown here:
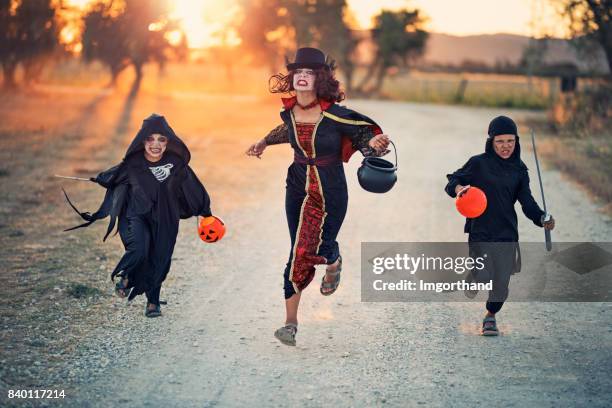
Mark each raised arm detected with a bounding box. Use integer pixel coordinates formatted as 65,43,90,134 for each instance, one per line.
246,123,289,159
264,123,289,145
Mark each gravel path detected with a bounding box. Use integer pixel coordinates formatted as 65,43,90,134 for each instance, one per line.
5,100,611,407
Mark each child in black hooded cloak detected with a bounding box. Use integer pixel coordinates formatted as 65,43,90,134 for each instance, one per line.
444,115,555,335
64,114,213,317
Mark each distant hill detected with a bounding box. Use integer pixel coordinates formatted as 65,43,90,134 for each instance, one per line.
353,31,609,74
422,33,608,74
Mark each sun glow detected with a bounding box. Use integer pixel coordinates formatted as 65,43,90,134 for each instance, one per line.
170,0,240,48
64,0,240,49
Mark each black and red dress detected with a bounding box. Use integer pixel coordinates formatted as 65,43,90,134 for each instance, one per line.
264,97,386,298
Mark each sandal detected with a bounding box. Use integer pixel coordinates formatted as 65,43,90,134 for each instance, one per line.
320,256,342,296
481,316,499,336
114,277,130,298
145,303,162,318
274,324,297,346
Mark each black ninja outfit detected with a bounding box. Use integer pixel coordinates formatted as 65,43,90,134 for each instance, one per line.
64,114,212,305
444,116,545,314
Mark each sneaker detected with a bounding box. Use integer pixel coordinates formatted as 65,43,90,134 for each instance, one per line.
274,324,297,346
481,316,498,336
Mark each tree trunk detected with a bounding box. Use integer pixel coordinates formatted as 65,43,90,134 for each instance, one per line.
340,57,355,94
344,68,354,94
133,63,143,85
354,58,380,93
603,43,612,80
372,63,387,94
2,62,18,90
108,65,121,88
585,0,612,79
23,58,45,86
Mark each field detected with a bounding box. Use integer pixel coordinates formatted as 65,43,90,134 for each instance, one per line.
381,71,555,109
14,59,573,110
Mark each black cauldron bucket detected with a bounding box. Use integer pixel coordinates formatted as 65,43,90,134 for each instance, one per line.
357,140,397,193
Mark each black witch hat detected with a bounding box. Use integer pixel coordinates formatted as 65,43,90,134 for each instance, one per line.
286,47,329,70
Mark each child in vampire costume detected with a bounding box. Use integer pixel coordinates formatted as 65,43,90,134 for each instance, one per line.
247,47,391,345
64,114,212,317
444,115,555,335
269,97,386,297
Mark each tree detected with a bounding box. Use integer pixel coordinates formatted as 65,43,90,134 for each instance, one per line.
0,0,60,89
82,0,185,87
284,0,359,91
356,9,428,94
558,0,611,77
236,0,359,86
520,37,549,89
82,2,129,86
235,0,291,73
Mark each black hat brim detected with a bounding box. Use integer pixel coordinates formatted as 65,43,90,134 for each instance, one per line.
286,62,327,70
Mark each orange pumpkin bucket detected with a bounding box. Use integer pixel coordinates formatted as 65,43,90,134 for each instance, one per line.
456,186,487,218
198,216,226,243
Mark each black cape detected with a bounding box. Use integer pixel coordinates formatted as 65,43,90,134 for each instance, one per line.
64,114,211,298
444,134,544,242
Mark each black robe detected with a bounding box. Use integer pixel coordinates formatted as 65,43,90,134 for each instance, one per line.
64,114,212,300
444,134,544,242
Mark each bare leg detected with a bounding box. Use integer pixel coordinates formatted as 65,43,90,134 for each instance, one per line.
285,292,301,325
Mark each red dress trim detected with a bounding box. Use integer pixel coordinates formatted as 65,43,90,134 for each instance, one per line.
289,123,327,292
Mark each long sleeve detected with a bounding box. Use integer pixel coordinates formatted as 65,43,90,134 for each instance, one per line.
336,121,389,158
517,171,545,227
445,157,476,198
64,165,129,241
92,163,124,188
337,119,390,157
263,123,289,145
350,125,390,157
179,166,212,218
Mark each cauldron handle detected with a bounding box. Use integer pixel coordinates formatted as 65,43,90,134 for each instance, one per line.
389,140,397,169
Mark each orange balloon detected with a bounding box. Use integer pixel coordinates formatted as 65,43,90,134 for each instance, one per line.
456,187,487,218
198,216,226,243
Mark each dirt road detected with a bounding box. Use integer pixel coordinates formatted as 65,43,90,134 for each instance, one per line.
2,94,611,407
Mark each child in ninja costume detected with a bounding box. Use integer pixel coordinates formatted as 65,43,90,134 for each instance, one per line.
64,114,213,317
445,116,555,335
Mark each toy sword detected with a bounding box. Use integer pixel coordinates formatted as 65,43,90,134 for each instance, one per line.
530,129,552,251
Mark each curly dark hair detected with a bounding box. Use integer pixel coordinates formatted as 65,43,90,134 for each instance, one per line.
269,60,345,103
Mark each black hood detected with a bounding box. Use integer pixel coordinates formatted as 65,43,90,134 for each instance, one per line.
485,134,527,171
124,114,191,164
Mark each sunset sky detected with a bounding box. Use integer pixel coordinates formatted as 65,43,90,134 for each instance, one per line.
65,0,564,48
349,0,563,37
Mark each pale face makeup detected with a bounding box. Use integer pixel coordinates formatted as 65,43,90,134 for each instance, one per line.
144,133,168,162
492,134,516,159
293,68,316,91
